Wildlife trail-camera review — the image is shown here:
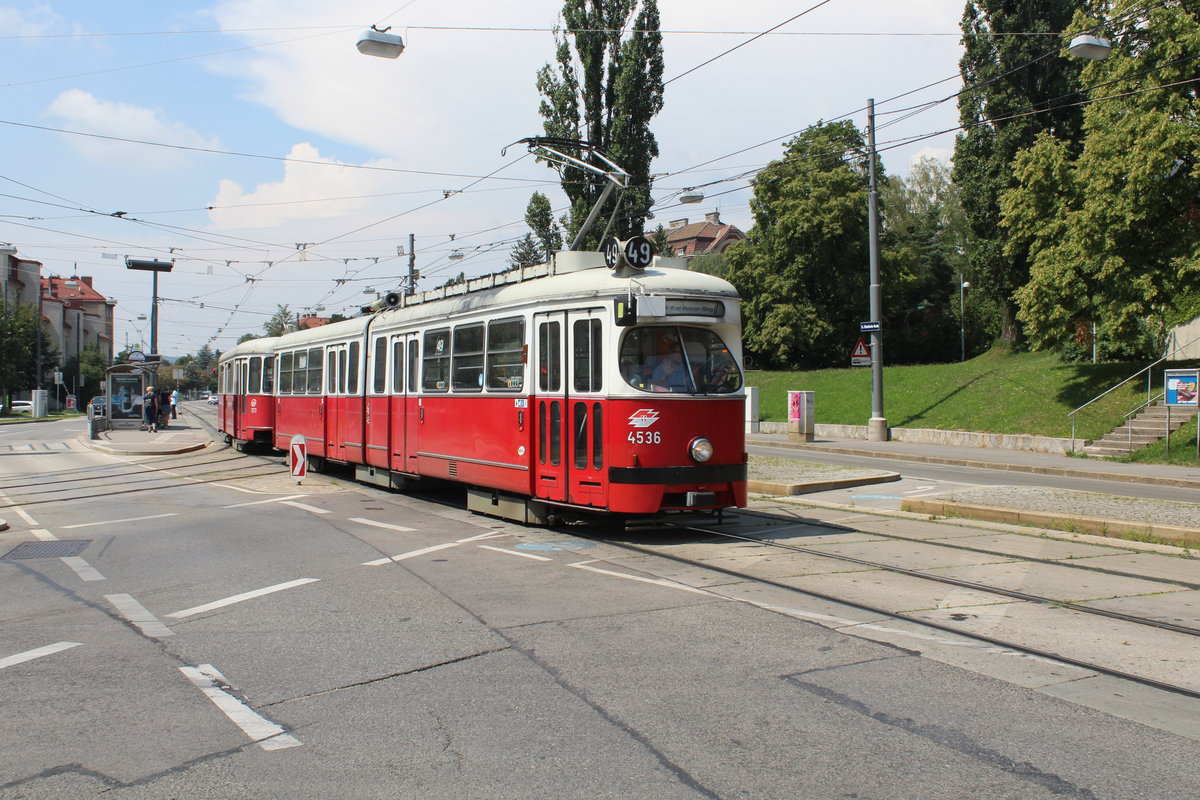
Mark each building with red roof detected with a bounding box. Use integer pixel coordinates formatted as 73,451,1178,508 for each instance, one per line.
664,211,746,258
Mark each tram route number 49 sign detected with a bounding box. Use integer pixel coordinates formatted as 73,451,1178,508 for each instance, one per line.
290,434,307,483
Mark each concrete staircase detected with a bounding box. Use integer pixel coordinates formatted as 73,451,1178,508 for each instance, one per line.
1082,404,1198,457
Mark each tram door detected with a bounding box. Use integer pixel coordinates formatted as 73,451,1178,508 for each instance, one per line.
364,334,389,468
567,311,605,507
532,313,566,502
324,344,346,460
392,332,420,473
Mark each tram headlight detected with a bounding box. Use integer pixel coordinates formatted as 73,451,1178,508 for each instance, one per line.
688,437,714,463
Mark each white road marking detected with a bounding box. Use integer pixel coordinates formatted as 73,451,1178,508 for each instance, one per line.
457,531,507,542
179,664,301,751
61,513,178,530
478,545,552,561
362,542,460,566
903,486,936,494
349,517,416,532
10,506,38,526
30,529,57,541
105,594,175,638
166,578,320,619
61,557,104,581
222,494,308,509
568,562,717,597
0,641,82,669
280,501,329,515
214,483,273,494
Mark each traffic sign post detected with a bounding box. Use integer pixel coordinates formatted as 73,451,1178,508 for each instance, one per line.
289,434,307,484
850,338,871,367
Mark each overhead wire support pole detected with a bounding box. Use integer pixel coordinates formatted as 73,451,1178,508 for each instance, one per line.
866,98,888,442
504,137,629,251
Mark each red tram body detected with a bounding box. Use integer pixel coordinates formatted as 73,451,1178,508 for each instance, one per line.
217,251,747,522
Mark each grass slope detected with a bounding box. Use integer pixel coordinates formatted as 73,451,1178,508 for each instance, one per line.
746,346,1182,443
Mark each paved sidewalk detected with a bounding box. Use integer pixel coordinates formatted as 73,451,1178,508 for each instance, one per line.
746,432,1200,547
80,415,212,456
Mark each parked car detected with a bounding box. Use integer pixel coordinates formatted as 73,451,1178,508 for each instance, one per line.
5,401,33,415
207,395,219,405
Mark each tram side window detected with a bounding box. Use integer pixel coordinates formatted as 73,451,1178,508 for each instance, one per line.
248,357,262,395
572,318,602,393
327,350,338,394
263,356,274,393
391,339,403,394
408,340,419,393
347,341,360,395
373,337,388,394
306,347,323,393
538,321,561,392
452,324,484,391
423,329,450,391
234,361,243,395
487,318,524,391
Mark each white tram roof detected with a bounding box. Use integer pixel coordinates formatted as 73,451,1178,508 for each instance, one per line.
246,252,740,354
222,335,282,359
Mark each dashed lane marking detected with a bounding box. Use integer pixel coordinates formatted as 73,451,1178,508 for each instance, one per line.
280,500,330,515
221,494,308,509
61,513,178,530
478,544,552,562
165,578,320,619
61,556,104,581
105,593,175,638
348,517,416,532
180,664,301,751
0,642,83,670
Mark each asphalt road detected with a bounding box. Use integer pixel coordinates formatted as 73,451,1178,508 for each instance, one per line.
1,419,1198,798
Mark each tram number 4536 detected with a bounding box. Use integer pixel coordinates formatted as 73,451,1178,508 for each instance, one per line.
628,430,662,445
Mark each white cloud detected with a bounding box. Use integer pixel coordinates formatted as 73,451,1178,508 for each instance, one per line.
0,2,66,36
43,89,223,167
208,142,392,229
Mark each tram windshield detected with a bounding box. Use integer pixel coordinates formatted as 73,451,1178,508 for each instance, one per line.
620,326,742,394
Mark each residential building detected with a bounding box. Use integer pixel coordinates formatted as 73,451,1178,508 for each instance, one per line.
664,211,746,258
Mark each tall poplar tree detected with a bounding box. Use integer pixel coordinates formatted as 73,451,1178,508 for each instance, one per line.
536,0,664,249
952,0,1087,345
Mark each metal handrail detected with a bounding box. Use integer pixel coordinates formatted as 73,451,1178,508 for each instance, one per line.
1068,331,1200,450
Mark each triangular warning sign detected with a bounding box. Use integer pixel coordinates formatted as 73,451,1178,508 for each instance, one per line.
851,338,870,358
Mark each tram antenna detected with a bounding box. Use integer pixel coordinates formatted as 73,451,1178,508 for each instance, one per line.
502,137,629,251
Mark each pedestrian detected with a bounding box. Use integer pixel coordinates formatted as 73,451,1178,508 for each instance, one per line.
143,387,158,433
158,387,171,429
170,387,180,419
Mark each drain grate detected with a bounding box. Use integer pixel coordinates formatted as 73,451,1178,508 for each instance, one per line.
4,540,91,559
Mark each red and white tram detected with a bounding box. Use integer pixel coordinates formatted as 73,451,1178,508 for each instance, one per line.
216,335,278,449
217,250,747,522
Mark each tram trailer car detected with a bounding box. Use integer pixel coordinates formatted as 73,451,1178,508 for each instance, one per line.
217,250,747,523
217,336,280,449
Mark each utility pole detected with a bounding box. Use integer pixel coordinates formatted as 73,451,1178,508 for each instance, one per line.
866,98,888,442
407,233,416,296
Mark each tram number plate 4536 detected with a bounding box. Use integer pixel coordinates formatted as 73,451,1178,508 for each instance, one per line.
628,431,662,445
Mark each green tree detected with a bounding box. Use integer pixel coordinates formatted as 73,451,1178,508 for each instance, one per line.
1003,2,1200,358
0,301,39,407
650,223,673,257
536,0,664,249
509,233,544,269
263,304,293,337
953,0,1087,345
525,192,563,259
78,343,108,401
725,121,870,369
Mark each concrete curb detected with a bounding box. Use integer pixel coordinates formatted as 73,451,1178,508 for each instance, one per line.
747,472,900,496
78,434,212,456
901,497,1200,546
747,438,1200,490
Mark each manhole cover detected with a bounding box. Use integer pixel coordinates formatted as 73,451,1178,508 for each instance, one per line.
4,540,91,559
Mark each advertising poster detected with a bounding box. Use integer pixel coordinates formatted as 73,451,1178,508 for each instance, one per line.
1165,369,1199,406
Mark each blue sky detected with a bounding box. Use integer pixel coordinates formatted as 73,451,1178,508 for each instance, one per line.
1,1,969,356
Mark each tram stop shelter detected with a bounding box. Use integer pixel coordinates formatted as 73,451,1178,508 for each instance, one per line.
92,357,159,436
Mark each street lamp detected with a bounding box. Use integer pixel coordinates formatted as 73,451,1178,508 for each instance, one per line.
865,98,887,441
125,259,174,356
960,276,971,362
356,26,405,59
1068,34,1112,60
